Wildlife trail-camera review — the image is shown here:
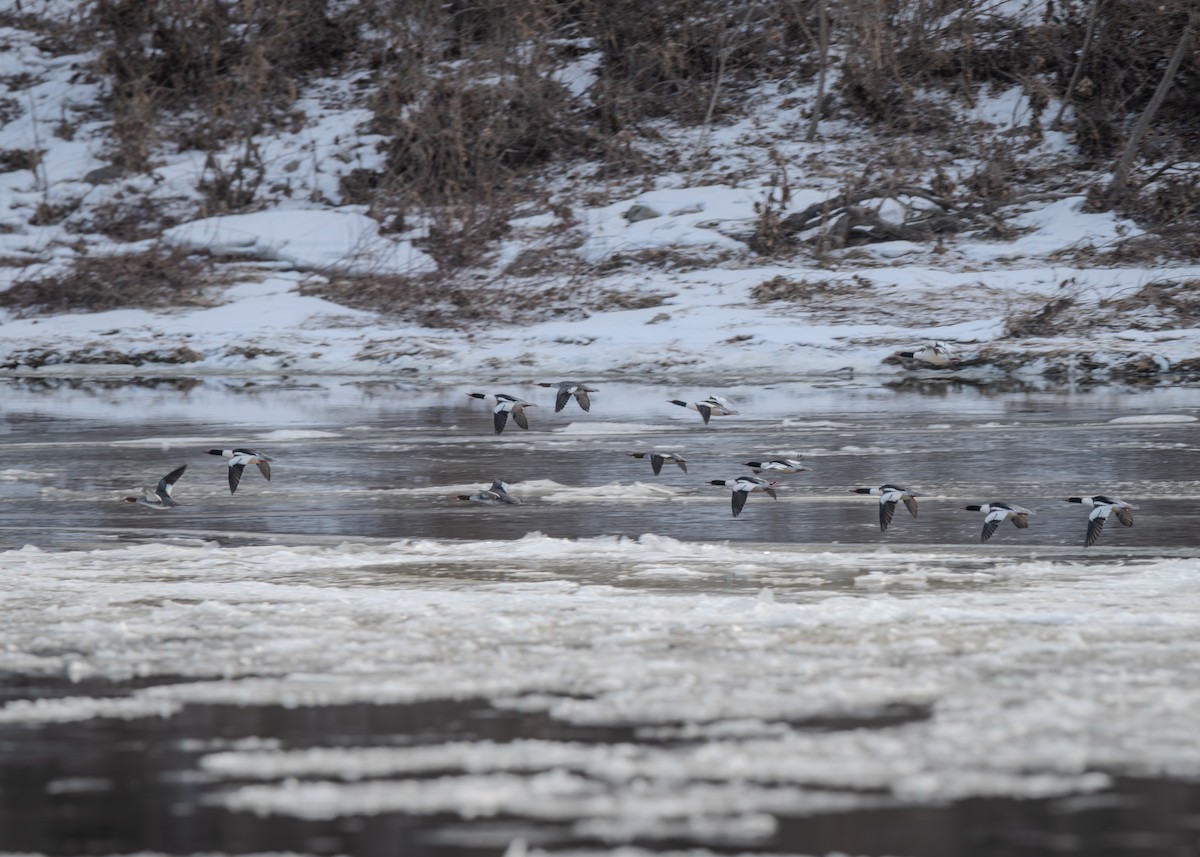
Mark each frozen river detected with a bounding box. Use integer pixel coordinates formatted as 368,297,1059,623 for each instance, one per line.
1,374,1199,856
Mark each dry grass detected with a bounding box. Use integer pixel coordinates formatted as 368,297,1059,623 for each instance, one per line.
0,247,228,316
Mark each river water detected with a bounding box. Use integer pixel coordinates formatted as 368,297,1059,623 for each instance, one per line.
1,374,1198,856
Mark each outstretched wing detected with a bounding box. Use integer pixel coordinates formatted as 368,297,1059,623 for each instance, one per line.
1011,514,1029,529
159,464,187,497
731,489,749,518
764,486,778,500
650,454,665,476
228,462,245,494
555,389,570,412
980,519,1000,543
697,404,712,424
675,457,688,474
493,406,510,434
512,406,530,430
256,459,272,481
879,500,896,532
1084,515,1106,547
575,390,591,412
902,495,919,518
1114,507,1134,527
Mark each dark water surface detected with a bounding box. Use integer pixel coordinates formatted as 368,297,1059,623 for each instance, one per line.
2,375,1200,856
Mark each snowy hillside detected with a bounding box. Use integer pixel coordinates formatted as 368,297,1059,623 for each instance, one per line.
1,0,1198,383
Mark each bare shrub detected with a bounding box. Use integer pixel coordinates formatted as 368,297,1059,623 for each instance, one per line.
1002,296,1077,338
0,247,226,316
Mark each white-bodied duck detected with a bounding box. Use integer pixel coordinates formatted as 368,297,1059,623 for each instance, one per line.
852,484,919,531
539,382,597,413
208,448,273,494
964,501,1033,543
745,458,809,475
456,479,523,505
1066,495,1137,547
124,464,187,510
628,451,688,475
467,392,536,434
668,395,738,424
897,341,959,367
709,475,778,518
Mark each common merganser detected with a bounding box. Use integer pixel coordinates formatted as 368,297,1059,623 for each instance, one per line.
852,484,919,531
709,476,778,518
627,451,687,475
668,395,738,424
538,382,597,412
456,479,523,505
467,392,536,434
123,464,187,510
207,448,272,494
964,501,1033,543
1066,495,1137,547
744,458,809,474
897,341,958,367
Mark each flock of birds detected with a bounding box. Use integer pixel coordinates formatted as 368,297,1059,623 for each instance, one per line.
121,355,1140,548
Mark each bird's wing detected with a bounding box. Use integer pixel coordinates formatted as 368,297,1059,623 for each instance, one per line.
902,495,919,518
650,454,665,475
764,486,778,500
228,462,245,494
159,465,187,497
980,519,1000,543
1011,514,1029,529
731,489,749,518
256,459,272,481
575,390,591,412
675,457,687,473
513,406,530,430
493,406,510,434
555,389,570,412
697,404,712,424
1084,515,1106,547
879,500,896,531
1114,506,1134,527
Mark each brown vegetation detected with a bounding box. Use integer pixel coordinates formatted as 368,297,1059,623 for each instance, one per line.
0,247,229,316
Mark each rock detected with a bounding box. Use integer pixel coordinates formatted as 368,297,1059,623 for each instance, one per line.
623,204,661,223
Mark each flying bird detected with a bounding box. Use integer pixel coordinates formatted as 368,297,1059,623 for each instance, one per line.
744,458,809,474
467,392,536,434
897,341,959,367
852,484,919,531
1066,495,1137,547
964,501,1033,543
709,476,778,518
123,464,187,510
668,395,738,424
208,448,273,494
628,451,688,475
538,382,598,412
456,479,523,505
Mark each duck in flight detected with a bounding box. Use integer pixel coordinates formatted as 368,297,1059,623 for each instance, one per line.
628,451,687,475
744,458,809,475
964,501,1033,543
1066,495,1137,547
668,395,738,424
467,392,536,434
709,475,778,518
538,382,597,412
456,479,523,505
124,464,187,510
897,341,959,367
208,448,272,494
852,484,919,531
